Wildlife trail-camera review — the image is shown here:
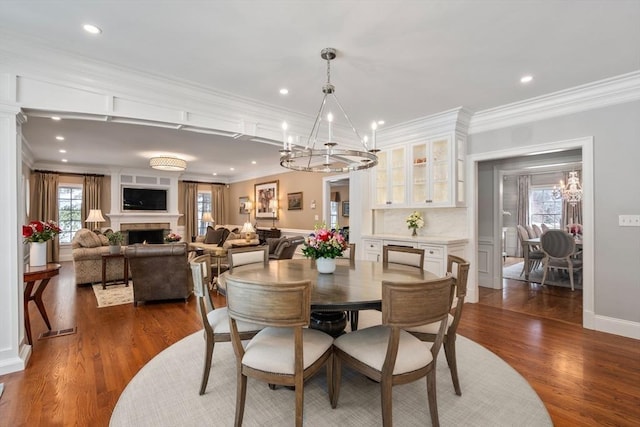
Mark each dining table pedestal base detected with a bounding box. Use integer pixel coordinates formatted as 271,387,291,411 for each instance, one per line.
309,311,347,337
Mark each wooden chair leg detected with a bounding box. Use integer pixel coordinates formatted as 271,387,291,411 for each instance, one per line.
331,354,341,408
426,368,440,427
199,339,214,395
234,370,247,427
381,377,393,427
295,380,304,427
349,310,359,331
443,334,461,396
326,354,334,404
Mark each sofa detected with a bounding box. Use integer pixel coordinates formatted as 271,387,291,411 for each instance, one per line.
72,228,126,285
125,242,192,306
266,235,305,260
188,225,260,256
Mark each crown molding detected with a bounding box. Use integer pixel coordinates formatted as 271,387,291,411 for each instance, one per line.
469,71,640,134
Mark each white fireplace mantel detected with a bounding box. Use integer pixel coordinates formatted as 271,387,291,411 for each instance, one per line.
107,213,182,232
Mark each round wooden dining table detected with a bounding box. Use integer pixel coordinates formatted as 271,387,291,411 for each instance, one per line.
218,258,439,336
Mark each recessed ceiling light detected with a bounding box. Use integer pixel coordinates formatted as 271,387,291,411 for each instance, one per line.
51,116,61,121
59,149,66,153
83,24,102,34
230,167,235,171
212,172,218,176
61,159,68,163
377,120,385,125
55,136,64,141
520,75,533,84
279,88,289,95
251,160,257,165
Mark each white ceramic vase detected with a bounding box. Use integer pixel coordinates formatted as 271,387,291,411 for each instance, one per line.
29,241,47,267
316,257,336,274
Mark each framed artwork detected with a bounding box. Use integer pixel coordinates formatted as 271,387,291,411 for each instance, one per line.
255,180,278,219
342,201,350,217
287,192,303,210
239,196,250,214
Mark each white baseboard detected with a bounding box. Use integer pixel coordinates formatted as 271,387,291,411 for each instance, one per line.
0,344,31,375
592,314,640,340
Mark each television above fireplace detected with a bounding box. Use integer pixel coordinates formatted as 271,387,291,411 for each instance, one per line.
122,187,167,211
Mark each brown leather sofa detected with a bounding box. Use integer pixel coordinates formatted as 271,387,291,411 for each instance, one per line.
125,242,192,306
268,236,305,260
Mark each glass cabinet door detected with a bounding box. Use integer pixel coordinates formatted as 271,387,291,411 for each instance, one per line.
375,151,388,205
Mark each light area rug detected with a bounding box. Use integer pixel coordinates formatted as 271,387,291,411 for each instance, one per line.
110,321,551,426
503,262,582,289
92,283,133,307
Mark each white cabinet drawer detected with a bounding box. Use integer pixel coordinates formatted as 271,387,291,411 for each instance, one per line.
419,244,443,259
363,239,382,251
383,240,418,248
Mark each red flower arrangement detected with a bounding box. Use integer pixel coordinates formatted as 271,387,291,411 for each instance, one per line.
302,224,348,259
22,220,61,243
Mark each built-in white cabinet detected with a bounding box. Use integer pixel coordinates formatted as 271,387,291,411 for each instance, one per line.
359,236,467,277
372,132,465,209
373,147,406,207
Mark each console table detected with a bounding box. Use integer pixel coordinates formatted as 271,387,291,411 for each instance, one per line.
101,253,129,289
24,263,60,345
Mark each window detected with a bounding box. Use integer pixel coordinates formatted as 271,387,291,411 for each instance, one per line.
329,201,339,229
529,186,562,228
197,191,212,235
58,185,83,243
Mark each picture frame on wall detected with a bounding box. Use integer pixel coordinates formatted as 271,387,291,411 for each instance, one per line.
287,192,303,210
342,201,349,217
239,196,249,214
255,180,279,219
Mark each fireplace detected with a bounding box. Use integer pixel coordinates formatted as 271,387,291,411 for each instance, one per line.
120,222,170,245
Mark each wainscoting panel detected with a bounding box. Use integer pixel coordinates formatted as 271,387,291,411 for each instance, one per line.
478,237,499,289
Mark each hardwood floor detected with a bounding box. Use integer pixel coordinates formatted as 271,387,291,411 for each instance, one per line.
1,261,638,426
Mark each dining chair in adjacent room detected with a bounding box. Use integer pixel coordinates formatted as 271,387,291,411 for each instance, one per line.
540,223,550,233
405,255,470,396
516,225,544,275
189,255,263,395
227,246,269,271
331,276,454,427
532,224,543,238
540,230,583,291
382,245,425,269
226,276,334,427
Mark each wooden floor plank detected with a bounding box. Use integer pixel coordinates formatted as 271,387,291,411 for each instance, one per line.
0,262,638,426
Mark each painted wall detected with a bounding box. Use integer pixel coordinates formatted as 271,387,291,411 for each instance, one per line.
228,170,327,230
469,100,640,323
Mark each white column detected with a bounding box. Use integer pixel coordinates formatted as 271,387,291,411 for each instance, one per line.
0,104,30,374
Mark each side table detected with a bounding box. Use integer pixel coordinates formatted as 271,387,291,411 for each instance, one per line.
24,263,61,345
101,253,129,290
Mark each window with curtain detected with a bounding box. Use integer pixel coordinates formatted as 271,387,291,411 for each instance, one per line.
529,186,562,228
58,185,83,243
197,191,212,235
329,201,339,229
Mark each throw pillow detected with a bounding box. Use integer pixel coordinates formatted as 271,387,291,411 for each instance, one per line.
98,234,109,246
75,229,103,248
217,228,231,247
204,227,225,244
226,232,241,241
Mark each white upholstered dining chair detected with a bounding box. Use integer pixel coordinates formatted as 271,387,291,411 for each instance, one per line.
540,230,583,291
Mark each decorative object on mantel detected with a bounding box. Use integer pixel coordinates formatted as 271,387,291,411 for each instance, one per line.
106,230,125,254
165,232,182,243
149,156,187,171
22,220,61,266
279,47,379,173
302,224,348,274
406,211,425,237
552,171,582,205
85,209,106,231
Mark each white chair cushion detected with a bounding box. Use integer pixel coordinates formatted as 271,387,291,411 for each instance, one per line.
242,327,333,374
387,251,422,268
334,326,433,375
404,313,453,334
231,251,264,267
207,307,263,334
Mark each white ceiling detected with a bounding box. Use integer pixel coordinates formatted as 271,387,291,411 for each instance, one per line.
1,1,639,180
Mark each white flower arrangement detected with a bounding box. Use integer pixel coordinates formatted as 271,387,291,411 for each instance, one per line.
406,211,424,230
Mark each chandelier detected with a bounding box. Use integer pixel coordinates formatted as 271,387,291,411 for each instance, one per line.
279,48,379,173
150,156,187,171
553,171,582,205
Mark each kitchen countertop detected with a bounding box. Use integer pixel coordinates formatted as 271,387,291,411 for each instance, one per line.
361,234,468,245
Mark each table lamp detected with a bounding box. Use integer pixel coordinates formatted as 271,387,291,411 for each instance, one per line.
240,222,255,242
202,212,214,227
244,200,253,224
85,209,106,231
269,199,277,229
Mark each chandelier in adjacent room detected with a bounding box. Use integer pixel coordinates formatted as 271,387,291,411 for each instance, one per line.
553,171,583,205
279,48,379,173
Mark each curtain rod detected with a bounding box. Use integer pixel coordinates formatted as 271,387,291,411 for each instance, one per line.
181,180,227,186
35,170,105,177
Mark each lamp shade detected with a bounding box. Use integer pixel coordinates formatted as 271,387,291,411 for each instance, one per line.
201,212,214,223
240,222,255,234
150,156,187,171
85,209,106,223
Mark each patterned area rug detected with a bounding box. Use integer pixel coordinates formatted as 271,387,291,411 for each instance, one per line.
503,262,582,289
111,317,552,426
92,283,133,307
